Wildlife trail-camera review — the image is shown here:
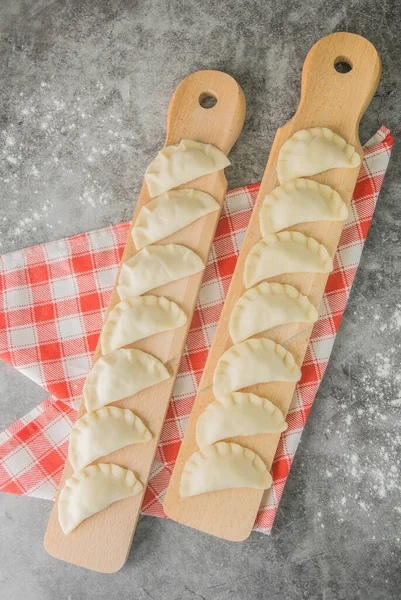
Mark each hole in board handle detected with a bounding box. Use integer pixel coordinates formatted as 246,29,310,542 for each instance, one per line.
334,57,353,74
199,92,218,109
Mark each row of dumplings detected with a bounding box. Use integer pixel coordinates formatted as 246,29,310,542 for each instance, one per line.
59,140,232,534
179,127,360,498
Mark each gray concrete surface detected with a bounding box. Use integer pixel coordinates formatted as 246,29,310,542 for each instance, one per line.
1,1,401,598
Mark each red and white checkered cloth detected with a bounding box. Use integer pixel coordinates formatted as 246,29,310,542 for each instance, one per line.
0,127,393,534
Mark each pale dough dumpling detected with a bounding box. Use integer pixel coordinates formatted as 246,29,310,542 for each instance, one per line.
68,407,152,471
84,348,169,412
196,392,287,448
58,463,143,534
213,338,301,399
132,189,219,250
260,178,348,235
244,231,332,289
277,127,360,183
180,441,272,497
145,139,230,197
118,244,204,299
229,282,318,343
101,296,187,354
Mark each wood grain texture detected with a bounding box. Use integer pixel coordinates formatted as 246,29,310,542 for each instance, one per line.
44,70,246,572
164,33,381,540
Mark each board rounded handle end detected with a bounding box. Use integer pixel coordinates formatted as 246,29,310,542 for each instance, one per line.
294,32,381,145
165,70,246,154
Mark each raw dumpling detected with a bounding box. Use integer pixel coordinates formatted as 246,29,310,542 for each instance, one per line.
132,189,219,250
101,296,187,354
260,178,348,235
68,407,152,471
229,282,318,343
180,441,272,497
58,463,143,534
244,231,332,289
196,392,287,448
277,127,360,183
213,338,301,399
118,244,204,299
84,348,170,412
145,139,230,197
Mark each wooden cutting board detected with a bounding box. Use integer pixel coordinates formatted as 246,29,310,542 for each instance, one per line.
44,70,246,572
164,33,381,540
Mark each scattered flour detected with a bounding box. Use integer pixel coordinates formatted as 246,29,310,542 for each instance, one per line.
321,315,401,531
376,355,391,378
1,77,137,251
392,306,401,329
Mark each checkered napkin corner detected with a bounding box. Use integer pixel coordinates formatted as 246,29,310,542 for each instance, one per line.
0,127,393,535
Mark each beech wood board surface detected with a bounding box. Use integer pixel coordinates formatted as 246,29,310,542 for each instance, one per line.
164,33,381,541
44,70,246,572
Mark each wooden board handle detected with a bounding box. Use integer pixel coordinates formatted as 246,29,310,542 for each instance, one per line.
291,32,381,145
163,33,381,541
44,70,245,572
166,70,246,151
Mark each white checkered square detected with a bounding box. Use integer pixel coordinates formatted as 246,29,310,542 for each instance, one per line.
233,228,246,251
366,150,390,173
95,268,118,289
198,281,224,306
4,447,33,475
90,229,116,250
33,479,58,500
338,243,363,269
6,286,31,308
283,430,302,456
172,374,197,398
51,277,77,300
204,324,218,346
56,316,84,340
44,239,71,261
63,355,91,379
310,337,335,362
1,250,26,272
45,418,71,445
224,189,252,214
9,327,36,348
